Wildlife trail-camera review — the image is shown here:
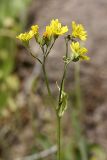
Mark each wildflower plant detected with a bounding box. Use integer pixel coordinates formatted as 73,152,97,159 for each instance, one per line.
16,19,89,160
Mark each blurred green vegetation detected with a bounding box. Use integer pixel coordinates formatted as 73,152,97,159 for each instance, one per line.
0,0,31,113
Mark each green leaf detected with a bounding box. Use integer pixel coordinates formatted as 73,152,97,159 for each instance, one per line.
63,56,71,64
56,82,68,117
58,90,68,117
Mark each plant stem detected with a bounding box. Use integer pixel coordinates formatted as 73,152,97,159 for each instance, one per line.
57,64,67,160
58,63,67,107
57,39,69,160
57,115,61,160
42,57,52,98
26,47,42,64
45,39,56,58
65,38,68,58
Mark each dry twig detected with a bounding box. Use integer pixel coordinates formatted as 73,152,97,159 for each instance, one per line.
16,145,57,160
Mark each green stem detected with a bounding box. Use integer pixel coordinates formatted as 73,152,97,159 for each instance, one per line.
56,64,67,160
57,115,61,160
45,39,56,58
57,64,67,160
42,57,52,97
42,54,56,110
57,39,69,160
26,47,42,64
65,38,68,58
58,63,67,107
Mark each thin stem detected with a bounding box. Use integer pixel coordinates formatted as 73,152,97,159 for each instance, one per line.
30,52,42,64
65,38,68,58
41,38,56,98
56,64,67,160
41,46,45,53
57,115,61,160
56,38,69,160
45,39,56,58
26,47,42,64
42,57,52,97
42,50,56,110
58,64,67,107
58,38,69,108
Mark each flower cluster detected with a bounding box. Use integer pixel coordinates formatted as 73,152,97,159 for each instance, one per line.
49,19,68,36
70,21,89,61
43,19,68,40
71,21,87,41
70,42,89,61
16,19,89,62
16,25,39,41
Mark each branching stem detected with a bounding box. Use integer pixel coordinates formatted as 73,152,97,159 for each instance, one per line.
57,38,69,160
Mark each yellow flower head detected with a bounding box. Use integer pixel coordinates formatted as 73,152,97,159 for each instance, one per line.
50,19,68,36
43,25,53,39
16,32,33,41
16,25,39,41
70,42,89,61
71,21,87,41
31,25,39,35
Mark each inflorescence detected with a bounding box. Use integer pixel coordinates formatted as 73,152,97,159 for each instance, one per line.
16,19,89,62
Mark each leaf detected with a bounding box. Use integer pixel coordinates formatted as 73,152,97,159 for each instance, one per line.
58,90,68,117
63,56,71,64
56,82,68,117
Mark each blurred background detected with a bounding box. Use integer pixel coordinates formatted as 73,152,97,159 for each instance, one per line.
0,0,107,160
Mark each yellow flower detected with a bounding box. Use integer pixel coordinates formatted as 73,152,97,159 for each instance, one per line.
16,25,39,41
43,25,53,39
50,19,68,36
71,21,87,41
31,25,39,35
43,19,68,40
16,32,33,41
70,42,89,61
